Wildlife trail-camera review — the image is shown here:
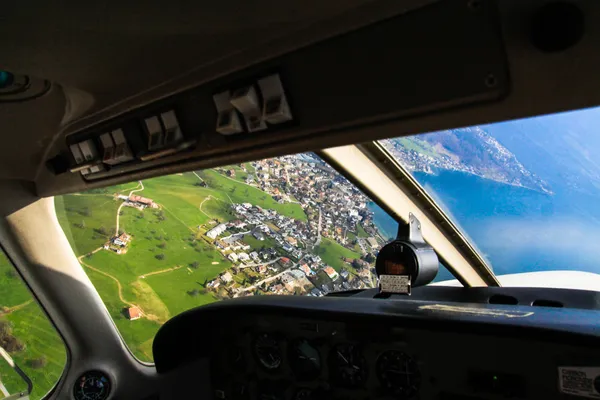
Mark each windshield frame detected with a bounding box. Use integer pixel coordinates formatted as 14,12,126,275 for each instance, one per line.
320,142,499,287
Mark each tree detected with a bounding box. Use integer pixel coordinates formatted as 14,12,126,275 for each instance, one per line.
96,226,108,235
187,289,200,297
155,254,165,260
190,261,200,269
157,242,167,249
0,321,24,354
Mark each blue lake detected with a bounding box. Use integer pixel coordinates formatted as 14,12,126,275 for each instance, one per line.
370,169,600,278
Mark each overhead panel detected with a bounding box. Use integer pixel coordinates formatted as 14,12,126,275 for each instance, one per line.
43,0,508,195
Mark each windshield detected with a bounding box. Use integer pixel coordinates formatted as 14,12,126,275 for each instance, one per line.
381,107,600,288
55,153,454,362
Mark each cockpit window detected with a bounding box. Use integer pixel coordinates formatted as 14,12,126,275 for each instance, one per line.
380,107,600,289
54,153,454,362
0,250,67,400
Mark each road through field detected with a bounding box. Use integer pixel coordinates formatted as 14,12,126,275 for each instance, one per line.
140,265,183,279
0,299,33,316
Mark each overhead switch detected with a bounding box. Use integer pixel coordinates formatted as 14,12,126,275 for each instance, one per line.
258,74,293,124
69,144,84,165
78,140,98,162
160,110,183,145
214,91,243,135
111,129,134,164
144,116,164,151
100,133,116,164
230,85,267,133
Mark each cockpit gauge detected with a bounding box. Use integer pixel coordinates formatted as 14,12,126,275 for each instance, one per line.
289,339,321,380
254,333,282,371
376,350,420,397
375,213,438,294
329,343,368,387
73,370,111,400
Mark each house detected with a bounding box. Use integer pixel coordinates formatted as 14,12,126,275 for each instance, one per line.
215,240,231,251
271,284,284,293
367,237,379,249
310,288,323,297
340,269,350,279
324,266,339,280
255,265,267,274
250,252,260,262
299,264,315,277
227,169,236,177
128,195,158,208
206,223,227,239
238,252,250,262
228,253,239,263
230,220,247,229
286,236,298,246
126,306,142,320
113,233,131,247
221,271,233,283
252,231,265,241
282,243,293,253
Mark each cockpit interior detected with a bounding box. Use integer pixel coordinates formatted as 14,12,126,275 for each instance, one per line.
1,1,600,399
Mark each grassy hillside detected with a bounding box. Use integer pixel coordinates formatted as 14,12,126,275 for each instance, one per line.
55,194,120,255
55,173,237,362
199,170,307,221
314,238,360,271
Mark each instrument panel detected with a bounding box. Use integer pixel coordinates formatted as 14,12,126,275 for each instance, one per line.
208,316,587,400
153,296,600,400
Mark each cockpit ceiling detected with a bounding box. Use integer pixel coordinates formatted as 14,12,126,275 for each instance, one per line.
2,0,600,196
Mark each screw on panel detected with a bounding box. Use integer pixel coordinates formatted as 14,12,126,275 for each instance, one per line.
485,73,498,88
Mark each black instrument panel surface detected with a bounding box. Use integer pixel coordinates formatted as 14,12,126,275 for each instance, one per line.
154,296,600,400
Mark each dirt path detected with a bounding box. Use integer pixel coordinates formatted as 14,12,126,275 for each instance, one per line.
140,265,182,278
79,251,134,308
199,195,225,218
115,181,145,236
0,300,33,316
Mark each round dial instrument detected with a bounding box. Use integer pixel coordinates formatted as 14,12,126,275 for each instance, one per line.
289,339,321,380
376,350,420,397
73,371,111,400
329,343,368,387
254,333,282,371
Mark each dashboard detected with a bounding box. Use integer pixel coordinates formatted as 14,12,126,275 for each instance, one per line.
153,294,600,400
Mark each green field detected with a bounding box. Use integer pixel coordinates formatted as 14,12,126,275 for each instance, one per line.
55,194,120,255
314,238,360,271
356,223,369,238
199,170,307,221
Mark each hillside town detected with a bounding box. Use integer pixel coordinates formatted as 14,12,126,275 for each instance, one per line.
203,154,385,299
